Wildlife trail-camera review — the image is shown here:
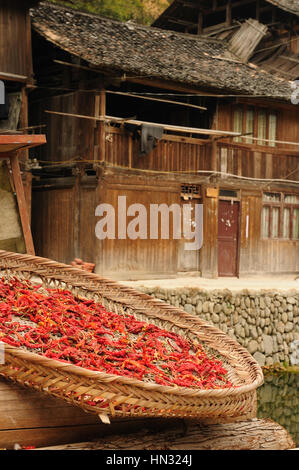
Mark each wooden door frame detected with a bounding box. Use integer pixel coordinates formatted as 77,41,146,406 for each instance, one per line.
218,196,241,278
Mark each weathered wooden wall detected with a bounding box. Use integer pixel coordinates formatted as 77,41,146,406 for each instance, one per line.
32,177,97,265
32,91,96,163
217,142,298,180
240,191,299,275
30,92,298,278
0,1,33,80
0,377,182,449
95,175,181,278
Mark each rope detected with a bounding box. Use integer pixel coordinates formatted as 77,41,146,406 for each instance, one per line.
35,159,299,185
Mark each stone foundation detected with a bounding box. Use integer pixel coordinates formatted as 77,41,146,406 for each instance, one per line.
140,287,299,366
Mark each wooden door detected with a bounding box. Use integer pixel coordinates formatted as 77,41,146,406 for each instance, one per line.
178,199,200,272
218,200,239,277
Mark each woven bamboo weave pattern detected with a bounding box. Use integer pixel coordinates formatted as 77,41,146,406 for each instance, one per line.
0,250,264,423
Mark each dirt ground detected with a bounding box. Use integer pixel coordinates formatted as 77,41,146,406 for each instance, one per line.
122,275,299,292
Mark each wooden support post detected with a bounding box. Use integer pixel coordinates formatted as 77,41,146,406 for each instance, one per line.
93,94,100,162
9,152,35,255
19,87,32,221
99,89,106,163
128,135,133,169
211,137,218,172
226,0,232,26
197,11,203,35
256,0,260,21
23,171,32,225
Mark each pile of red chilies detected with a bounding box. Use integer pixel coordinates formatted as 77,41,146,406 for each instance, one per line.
0,277,233,390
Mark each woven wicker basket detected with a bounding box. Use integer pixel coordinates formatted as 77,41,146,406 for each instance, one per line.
0,250,263,424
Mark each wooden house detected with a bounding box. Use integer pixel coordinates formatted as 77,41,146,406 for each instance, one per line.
0,0,40,253
23,1,299,279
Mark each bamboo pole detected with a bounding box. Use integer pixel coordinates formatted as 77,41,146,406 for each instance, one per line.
105,90,207,111
44,110,242,137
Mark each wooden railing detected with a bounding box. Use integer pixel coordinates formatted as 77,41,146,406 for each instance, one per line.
217,141,299,181
104,127,298,180
105,127,212,172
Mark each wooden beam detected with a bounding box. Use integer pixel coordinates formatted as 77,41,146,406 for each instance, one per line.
106,90,207,111
99,89,106,163
211,137,218,171
162,16,198,28
128,135,133,169
0,376,182,449
9,153,35,255
226,0,232,26
197,11,203,35
19,87,32,222
280,55,299,64
124,76,222,96
203,0,256,14
35,418,295,451
176,0,199,8
256,0,260,20
0,72,27,83
0,134,46,148
44,110,242,137
25,10,34,85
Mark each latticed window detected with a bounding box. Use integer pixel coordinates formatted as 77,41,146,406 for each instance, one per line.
181,184,201,200
233,105,277,146
261,192,299,240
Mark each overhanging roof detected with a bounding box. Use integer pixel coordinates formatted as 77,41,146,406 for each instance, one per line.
30,2,294,101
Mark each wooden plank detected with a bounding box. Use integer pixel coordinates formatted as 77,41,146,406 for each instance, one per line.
99,89,106,164
0,1,29,79
197,11,203,35
45,111,242,137
0,134,46,148
9,153,35,255
226,0,232,26
227,19,268,62
36,419,295,451
0,378,182,449
96,176,180,277
31,186,75,263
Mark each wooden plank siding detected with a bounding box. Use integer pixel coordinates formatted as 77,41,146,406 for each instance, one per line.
31,186,76,263
239,194,299,275
0,1,33,79
30,95,298,278
217,142,298,180
201,187,218,278
104,127,212,172
30,92,96,164
0,377,180,449
95,176,181,278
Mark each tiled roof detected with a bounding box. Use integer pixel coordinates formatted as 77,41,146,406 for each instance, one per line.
30,2,294,100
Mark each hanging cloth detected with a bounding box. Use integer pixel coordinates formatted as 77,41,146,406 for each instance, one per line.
140,123,164,157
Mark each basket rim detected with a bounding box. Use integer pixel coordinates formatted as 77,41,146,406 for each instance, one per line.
0,250,264,398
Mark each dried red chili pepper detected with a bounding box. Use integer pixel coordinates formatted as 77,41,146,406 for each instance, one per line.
0,277,234,390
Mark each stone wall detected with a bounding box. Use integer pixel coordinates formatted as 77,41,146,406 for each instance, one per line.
257,373,298,445
140,287,299,366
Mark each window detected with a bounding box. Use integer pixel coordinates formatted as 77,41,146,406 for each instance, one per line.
233,105,277,146
261,192,299,239
219,189,238,198
181,184,201,200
